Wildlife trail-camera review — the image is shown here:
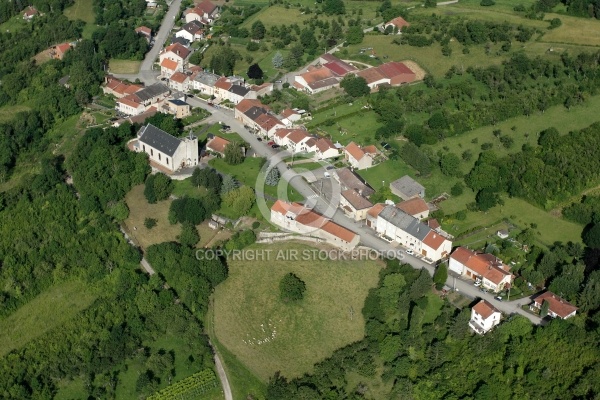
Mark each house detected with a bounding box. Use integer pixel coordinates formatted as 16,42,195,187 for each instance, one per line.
250,81,273,97
103,76,143,98
270,200,360,251
53,43,71,60
315,137,340,160
135,124,198,172
340,189,373,221
273,128,292,146
234,99,267,125
449,247,513,292
333,167,375,197
135,26,152,42
117,96,146,116
390,175,425,200
376,62,417,85
163,99,191,118
159,43,191,70
396,198,429,220
175,20,204,42
168,72,190,92
531,291,578,319
206,136,231,157
372,205,452,261
171,36,191,48
384,16,410,34
365,203,385,229
344,142,373,170
160,58,179,78
255,113,285,137
280,108,302,126
294,66,340,94
469,300,502,335
283,129,311,153
184,0,219,23
23,6,39,20
224,84,251,105
192,71,220,95
117,83,170,116
357,68,388,90
113,107,158,127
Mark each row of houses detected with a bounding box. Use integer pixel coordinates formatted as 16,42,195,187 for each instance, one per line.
294,54,418,94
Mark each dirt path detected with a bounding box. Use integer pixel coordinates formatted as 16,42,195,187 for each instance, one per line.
211,342,233,400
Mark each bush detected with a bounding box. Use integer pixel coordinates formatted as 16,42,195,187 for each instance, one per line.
225,229,256,250
451,182,464,197
246,42,260,52
455,210,467,220
169,197,209,225
433,263,448,290
144,218,158,229
480,0,495,5
252,221,260,229
548,18,562,29
279,273,306,302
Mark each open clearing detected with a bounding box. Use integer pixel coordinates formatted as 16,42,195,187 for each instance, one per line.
0,104,31,123
0,281,97,357
64,0,95,23
542,13,600,47
109,59,142,74
213,242,382,380
123,184,181,250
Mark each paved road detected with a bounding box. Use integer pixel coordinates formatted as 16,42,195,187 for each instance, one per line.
211,341,233,400
187,98,543,324
111,0,183,85
140,258,156,275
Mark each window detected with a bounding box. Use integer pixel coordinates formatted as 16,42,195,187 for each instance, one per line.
166,158,169,165
158,153,161,161
151,149,154,156
143,145,146,152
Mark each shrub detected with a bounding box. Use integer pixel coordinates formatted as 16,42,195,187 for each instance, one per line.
144,218,158,229
252,221,260,229
279,273,306,302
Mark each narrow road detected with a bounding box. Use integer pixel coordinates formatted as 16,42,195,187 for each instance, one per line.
140,257,156,275
187,98,543,324
111,0,183,84
211,341,233,400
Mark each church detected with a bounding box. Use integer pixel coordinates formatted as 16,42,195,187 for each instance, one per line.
135,124,198,172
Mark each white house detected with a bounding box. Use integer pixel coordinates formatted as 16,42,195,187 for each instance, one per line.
371,205,452,262
283,129,311,153
175,20,204,42
280,108,302,126
340,189,373,221
383,16,410,34
469,300,502,335
159,43,190,71
168,72,190,92
184,0,219,24
192,71,220,95
117,97,145,116
531,291,578,319
205,136,231,157
448,247,513,293
270,200,360,251
160,58,179,78
315,138,340,160
135,124,198,172
344,142,373,170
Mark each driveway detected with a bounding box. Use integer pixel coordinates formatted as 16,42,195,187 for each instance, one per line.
110,0,183,85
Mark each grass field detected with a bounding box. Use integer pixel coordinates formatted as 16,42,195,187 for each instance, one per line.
542,13,600,47
317,111,383,146
212,242,382,380
109,59,142,74
0,15,27,33
64,0,95,23
0,104,31,123
123,184,181,250
0,281,97,357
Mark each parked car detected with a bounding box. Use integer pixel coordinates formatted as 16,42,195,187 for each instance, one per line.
256,137,262,141
326,165,335,170
271,144,280,149
494,296,503,301
267,141,275,146
187,94,194,98
207,102,214,106
406,249,414,256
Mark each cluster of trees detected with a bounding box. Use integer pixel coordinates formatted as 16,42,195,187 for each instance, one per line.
0,0,74,23
532,0,600,19
144,173,174,203
267,261,600,399
279,273,306,302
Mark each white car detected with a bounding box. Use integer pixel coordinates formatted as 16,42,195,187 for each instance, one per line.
406,249,414,256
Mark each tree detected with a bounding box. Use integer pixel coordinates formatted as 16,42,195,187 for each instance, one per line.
144,218,157,229
279,273,306,302
323,0,345,14
179,222,200,248
251,20,266,40
340,74,370,97
583,223,600,249
222,186,255,217
475,189,501,211
345,25,364,45
209,46,241,76
265,166,280,186
540,299,550,317
224,142,244,165
433,263,448,290
106,201,129,221
221,175,238,194
247,63,264,80
439,153,461,177
144,173,173,204
451,182,464,196
272,52,284,68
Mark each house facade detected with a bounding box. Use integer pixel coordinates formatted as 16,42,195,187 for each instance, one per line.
315,138,340,160
163,99,191,118
340,189,373,221
270,200,360,251
135,124,198,172
469,300,502,335
159,43,190,71
344,142,373,170
449,247,513,292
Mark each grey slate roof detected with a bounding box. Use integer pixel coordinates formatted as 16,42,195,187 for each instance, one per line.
378,205,430,241
182,20,203,33
194,71,220,86
138,124,182,157
390,175,425,198
229,84,250,96
169,99,188,106
171,37,190,47
135,83,170,102
244,106,268,121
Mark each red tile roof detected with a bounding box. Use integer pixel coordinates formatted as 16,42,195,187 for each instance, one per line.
345,142,366,161
473,299,500,320
363,145,378,155
450,247,512,285
214,77,232,90
286,129,309,144
23,6,39,17
170,72,189,83
321,221,357,243
427,218,441,229
367,203,385,218
207,136,230,154
274,128,292,139
534,291,578,319
316,138,336,153
281,108,299,118
299,67,336,85
386,16,410,29
236,99,265,114
161,58,178,71
135,26,152,36
55,43,71,54
377,62,415,79
255,114,282,131
164,43,191,59
195,0,218,15
357,68,387,85
118,96,143,109
323,60,357,77
396,198,429,216
422,230,446,250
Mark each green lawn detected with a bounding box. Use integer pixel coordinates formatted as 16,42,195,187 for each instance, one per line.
541,13,600,47
291,161,323,172
316,110,383,146
212,242,382,380
0,104,31,123
64,0,98,39
0,15,27,33
109,59,142,74
422,293,445,325
0,281,97,357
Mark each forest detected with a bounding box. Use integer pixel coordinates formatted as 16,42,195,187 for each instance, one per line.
266,262,600,399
